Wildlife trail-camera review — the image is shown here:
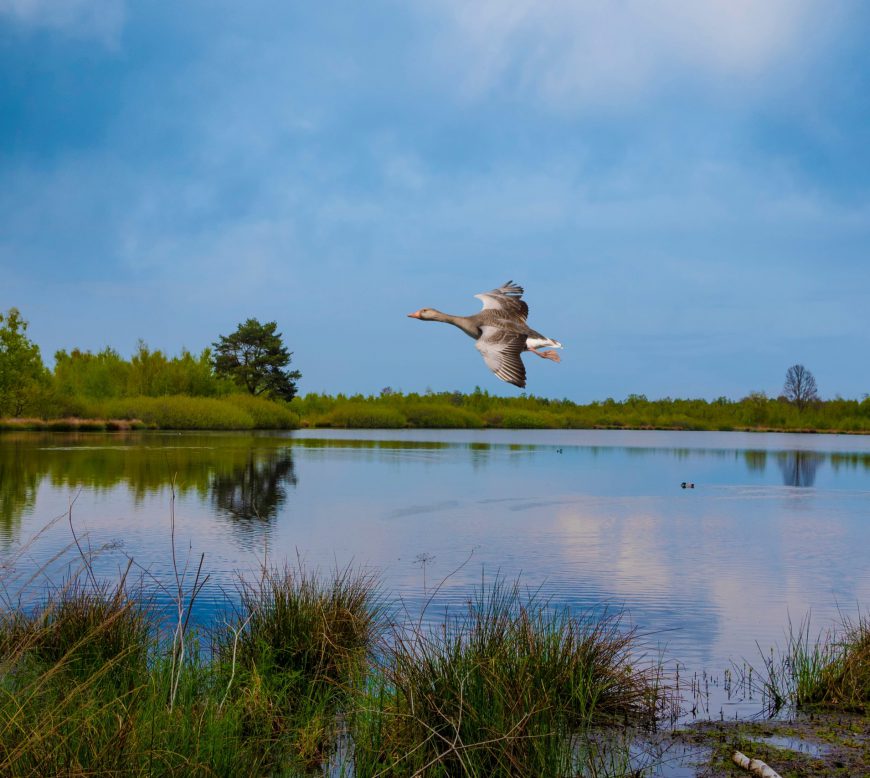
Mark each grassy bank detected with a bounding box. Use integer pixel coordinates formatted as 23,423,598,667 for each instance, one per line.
0,567,664,776
3,389,869,432
292,390,870,434
0,394,300,431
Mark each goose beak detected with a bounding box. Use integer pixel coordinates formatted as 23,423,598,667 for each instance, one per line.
407,311,421,319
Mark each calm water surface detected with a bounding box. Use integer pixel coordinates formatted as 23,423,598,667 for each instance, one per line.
2,428,869,723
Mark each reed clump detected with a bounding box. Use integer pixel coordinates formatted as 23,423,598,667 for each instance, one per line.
88,394,301,430
756,613,870,712
0,573,155,775
18,580,150,683
485,408,563,428
213,563,385,768
352,580,665,776
223,564,383,688
0,561,386,776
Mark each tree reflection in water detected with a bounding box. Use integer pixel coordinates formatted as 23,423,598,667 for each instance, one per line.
777,450,823,487
210,449,297,522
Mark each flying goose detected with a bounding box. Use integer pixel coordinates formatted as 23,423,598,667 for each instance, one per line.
408,281,563,388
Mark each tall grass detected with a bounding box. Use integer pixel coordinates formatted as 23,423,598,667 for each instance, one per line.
754,613,870,712
291,390,870,433
403,403,483,429
0,558,384,775
351,579,665,776
94,394,299,430
214,563,385,767
8,385,870,433
0,531,669,777
324,403,407,428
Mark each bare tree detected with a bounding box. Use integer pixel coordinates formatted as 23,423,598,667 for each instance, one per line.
783,364,819,411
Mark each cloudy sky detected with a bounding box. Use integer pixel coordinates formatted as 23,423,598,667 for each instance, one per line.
2,1,868,400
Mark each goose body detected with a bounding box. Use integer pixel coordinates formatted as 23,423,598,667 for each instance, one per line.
408,281,563,388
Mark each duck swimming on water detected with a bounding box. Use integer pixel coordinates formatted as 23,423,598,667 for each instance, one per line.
408,281,562,388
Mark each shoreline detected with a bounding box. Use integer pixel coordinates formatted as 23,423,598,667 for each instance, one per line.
2,416,869,435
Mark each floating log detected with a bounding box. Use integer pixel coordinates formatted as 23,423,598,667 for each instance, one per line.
731,751,783,778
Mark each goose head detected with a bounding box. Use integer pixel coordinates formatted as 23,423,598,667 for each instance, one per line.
407,308,440,321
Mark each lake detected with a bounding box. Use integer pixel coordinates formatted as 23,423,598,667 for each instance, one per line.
2,428,869,723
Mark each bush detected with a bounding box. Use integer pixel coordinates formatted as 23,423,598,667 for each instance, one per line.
487,409,560,429
225,394,300,429
324,403,407,428
403,404,482,428
99,395,255,430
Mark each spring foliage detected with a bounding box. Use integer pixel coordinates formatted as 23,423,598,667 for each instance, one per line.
212,318,301,401
0,308,48,417
1,307,868,432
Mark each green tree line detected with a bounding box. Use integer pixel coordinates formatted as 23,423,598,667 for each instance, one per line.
0,308,301,428
1,307,868,432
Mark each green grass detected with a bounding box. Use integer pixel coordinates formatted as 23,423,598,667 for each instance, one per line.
0,559,384,776
323,402,407,428
96,394,299,430
754,613,870,712
292,390,870,433
403,403,483,428
0,561,665,776
351,579,665,777
6,387,870,433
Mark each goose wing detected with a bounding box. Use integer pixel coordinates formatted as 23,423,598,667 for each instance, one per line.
474,280,529,321
475,326,527,388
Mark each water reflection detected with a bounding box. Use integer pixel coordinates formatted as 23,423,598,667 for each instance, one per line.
3,432,870,538
743,450,767,472
777,451,823,487
0,437,40,538
0,433,302,537
211,450,297,522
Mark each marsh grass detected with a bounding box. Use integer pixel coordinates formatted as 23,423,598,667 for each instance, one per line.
754,613,870,712
0,417,145,431
403,404,483,429
351,579,666,776
0,543,667,776
324,403,407,428
214,563,386,767
0,555,386,776
0,494,674,778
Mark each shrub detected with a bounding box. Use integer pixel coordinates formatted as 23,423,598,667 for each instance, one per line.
403,403,482,428
99,395,255,430
324,403,406,428
487,409,560,428
225,394,300,429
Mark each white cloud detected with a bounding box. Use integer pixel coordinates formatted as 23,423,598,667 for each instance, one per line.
0,0,124,47
425,0,835,108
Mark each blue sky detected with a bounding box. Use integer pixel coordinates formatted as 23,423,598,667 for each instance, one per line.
2,0,869,401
